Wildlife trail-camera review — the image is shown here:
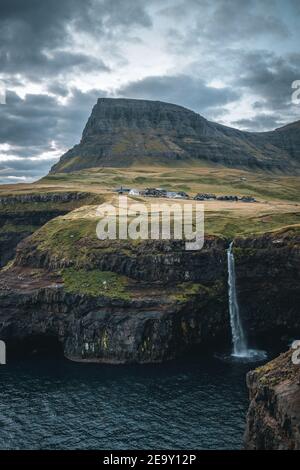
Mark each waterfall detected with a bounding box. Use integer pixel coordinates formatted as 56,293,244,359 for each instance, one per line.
227,242,249,357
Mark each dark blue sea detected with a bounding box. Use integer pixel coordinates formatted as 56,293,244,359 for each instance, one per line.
0,352,269,450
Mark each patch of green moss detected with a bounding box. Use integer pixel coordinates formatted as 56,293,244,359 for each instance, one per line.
31,217,96,259
172,282,207,302
254,350,298,388
172,280,224,303
62,268,131,300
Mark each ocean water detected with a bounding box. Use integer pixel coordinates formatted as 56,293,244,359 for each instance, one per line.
0,353,264,450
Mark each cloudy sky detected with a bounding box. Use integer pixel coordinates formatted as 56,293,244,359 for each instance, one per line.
0,0,299,183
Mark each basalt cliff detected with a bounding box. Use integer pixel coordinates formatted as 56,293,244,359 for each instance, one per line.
0,220,299,363
50,98,300,174
0,192,96,268
245,349,300,449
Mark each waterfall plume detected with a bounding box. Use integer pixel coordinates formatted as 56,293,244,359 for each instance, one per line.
227,241,249,357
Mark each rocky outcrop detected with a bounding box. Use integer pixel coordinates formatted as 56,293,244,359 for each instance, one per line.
14,236,228,284
1,234,230,363
0,192,94,268
12,225,300,339
0,191,88,205
0,227,299,363
0,210,64,268
50,98,300,173
0,267,228,363
233,229,300,341
245,349,300,449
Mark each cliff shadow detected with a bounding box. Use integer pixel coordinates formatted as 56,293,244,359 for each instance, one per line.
7,334,64,360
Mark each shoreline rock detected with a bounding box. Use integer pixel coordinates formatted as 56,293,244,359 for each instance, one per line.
245,349,300,449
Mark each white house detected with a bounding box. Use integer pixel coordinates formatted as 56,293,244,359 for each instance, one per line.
129,188,140,196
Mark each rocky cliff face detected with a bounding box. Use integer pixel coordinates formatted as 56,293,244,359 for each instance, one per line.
245,349,300,449
0,192,94,268
0,236,230,362
50,98,300,173
0,226,299,363
0,266,228,363
233,228,300,342
0,192,89,205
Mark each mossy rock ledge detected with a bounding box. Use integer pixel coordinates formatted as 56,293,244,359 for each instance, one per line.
0,227,299,364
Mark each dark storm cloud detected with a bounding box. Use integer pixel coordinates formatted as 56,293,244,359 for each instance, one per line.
200,0,289,42
0,91,64,147
0,87,108,179
0,88,108,149
229,50,300,127
236,51,300,111
0,50,109,80
0,0,151,80
118,75,240,114
47,83,70,98
156,0,300,131
232,114,286,132
163,0,290,52
0,0,87,78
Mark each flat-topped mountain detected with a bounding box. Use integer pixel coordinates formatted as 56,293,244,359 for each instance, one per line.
50,98,300,173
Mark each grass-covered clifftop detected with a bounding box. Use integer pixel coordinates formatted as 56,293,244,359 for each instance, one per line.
41,166,300,203
16,201,300,271
1,164,300,266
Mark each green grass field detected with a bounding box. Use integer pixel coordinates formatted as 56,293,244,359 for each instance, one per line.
1,165,300,242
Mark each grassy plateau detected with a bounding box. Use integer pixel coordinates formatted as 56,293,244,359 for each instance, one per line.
1,164,299,250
